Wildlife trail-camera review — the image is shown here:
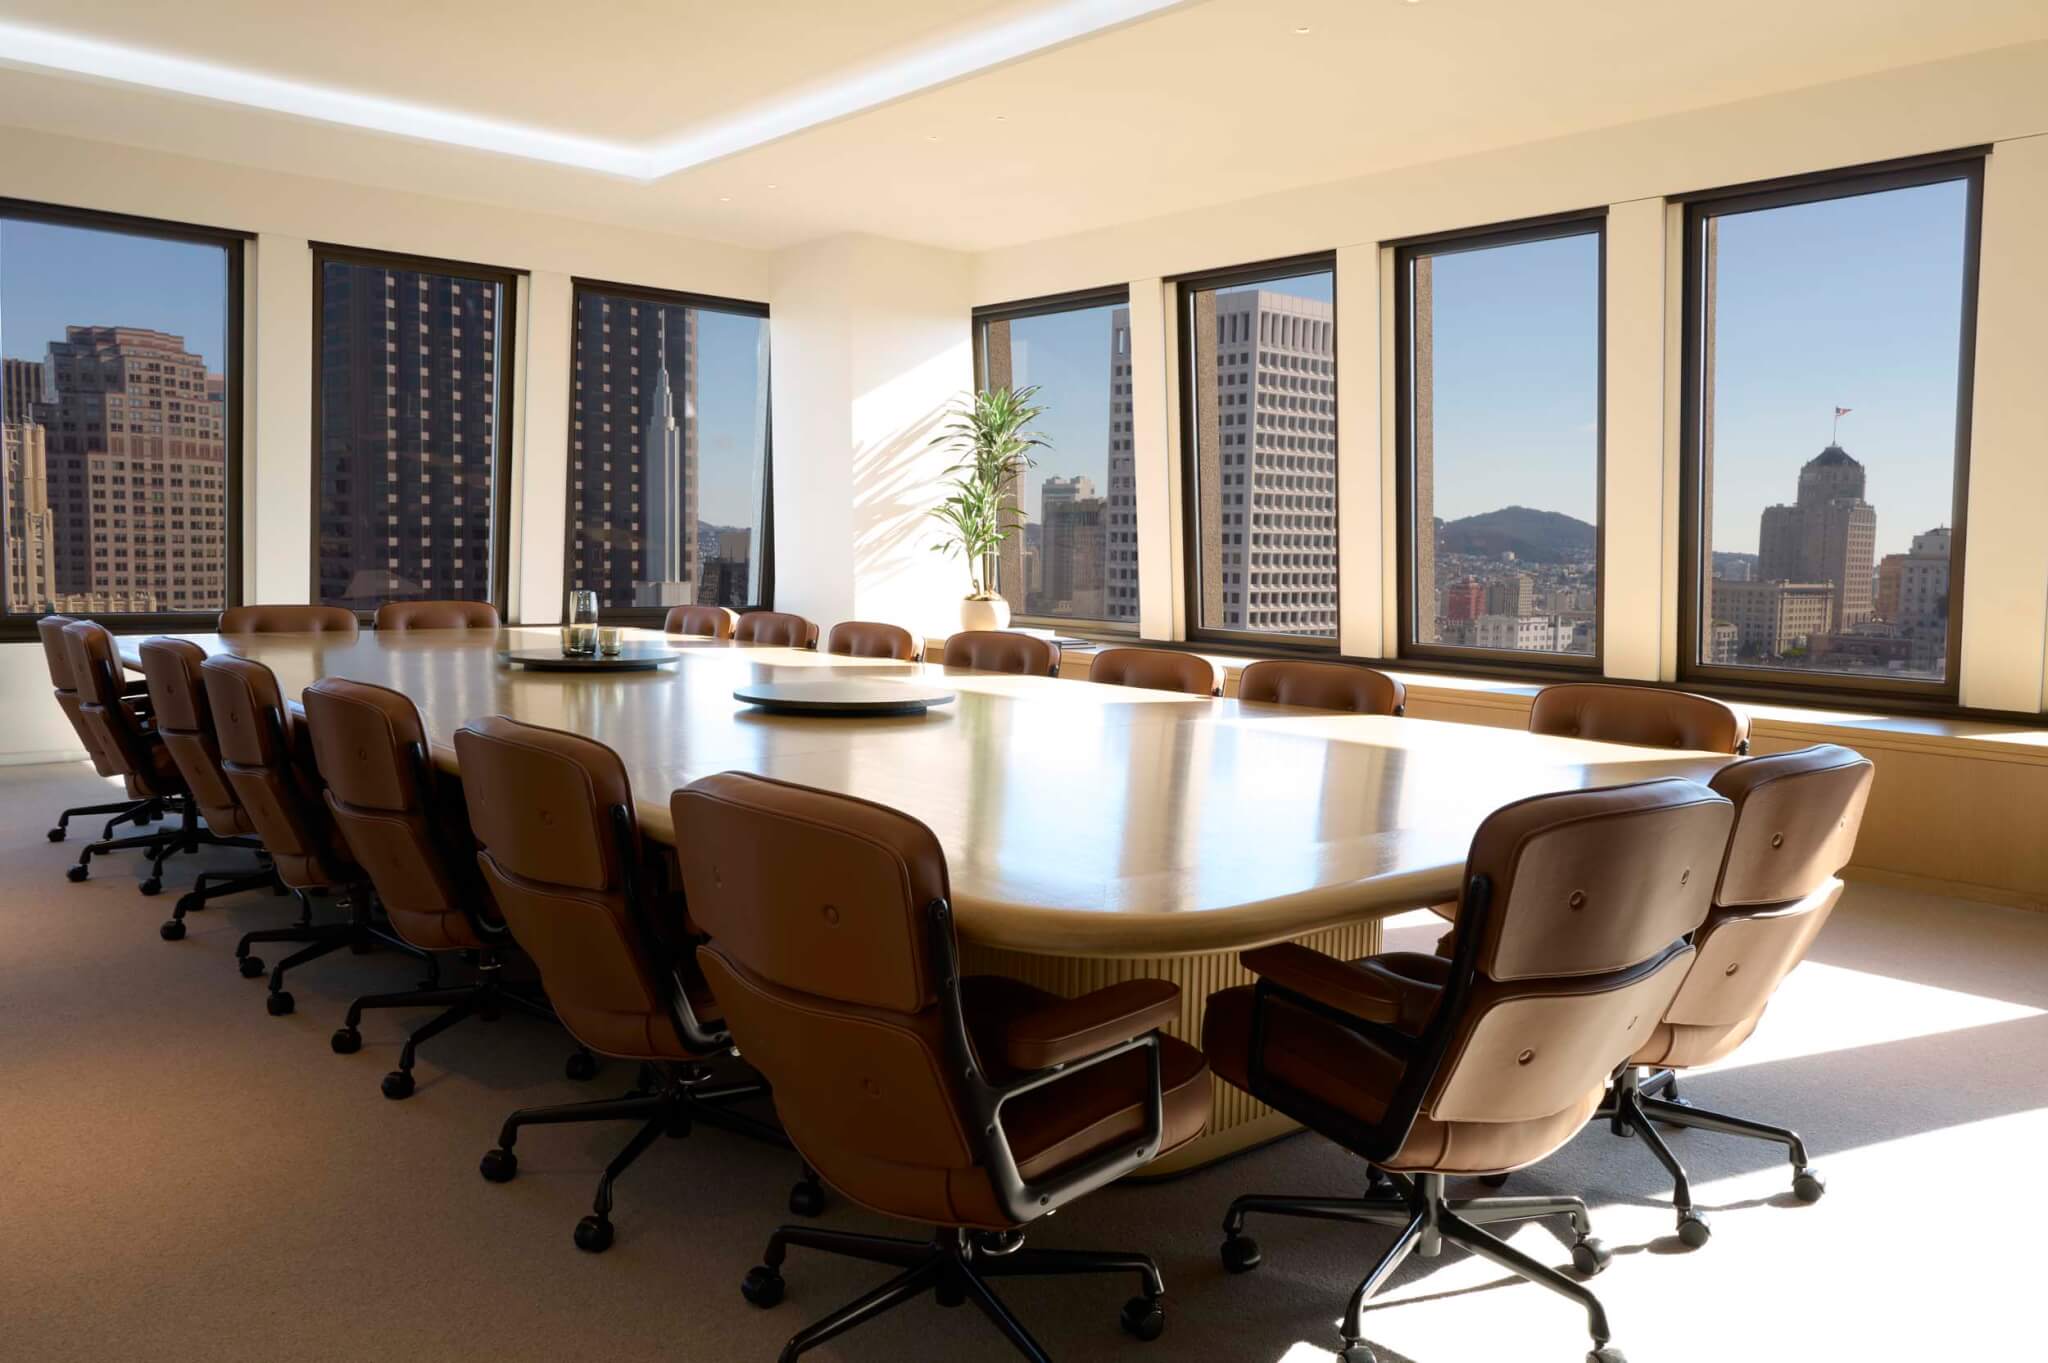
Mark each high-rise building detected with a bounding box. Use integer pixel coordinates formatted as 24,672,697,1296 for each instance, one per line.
565,297,710,608
318,268,499,608
3,357,58,611
1105,308,1138,623
35,328,228,612
1192,288,1337,635
1443,577,1485,623
1757,444,1877,629
1039,476,1107,617
1711,578,1835,658
1484,573,1535,618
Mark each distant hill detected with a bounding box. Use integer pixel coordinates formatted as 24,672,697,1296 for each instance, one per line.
1437,506,1595,564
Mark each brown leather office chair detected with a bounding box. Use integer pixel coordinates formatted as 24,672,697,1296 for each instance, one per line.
941,629,1060,677
664,604,740,639
1204,777,1732,1363
38,614,162,845
137,637,277,939
59,621,212,891
304,678,582,1100
825,620,924,662
1529,682,1749,755
455,716,791,1253
203,653,424,1016
1592,743,1873,1248
371,600,500,631
1090,646,1218,697
677,771,1210,1359
733,610,819,649
219,604,361,637
1239,659,1405,715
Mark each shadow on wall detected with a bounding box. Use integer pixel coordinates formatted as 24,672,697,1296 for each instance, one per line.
851,400,956,636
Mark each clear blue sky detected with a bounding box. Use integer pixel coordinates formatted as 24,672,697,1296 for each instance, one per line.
692,307,768,529
2,219,230,373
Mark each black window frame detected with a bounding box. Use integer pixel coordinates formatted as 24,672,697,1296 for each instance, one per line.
310,242,523,624
1676,151,1985,705
560,277,774,627
1393,209,1608,675
970,282,1138,637
0,196,249,642
1173,251,1340,654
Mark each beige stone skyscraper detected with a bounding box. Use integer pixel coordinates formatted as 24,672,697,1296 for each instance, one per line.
1757,444,1877,629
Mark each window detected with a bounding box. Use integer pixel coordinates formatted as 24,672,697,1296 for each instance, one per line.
1681,156,1981,694
563,282,771,617
1397,216,1604,665
1,200,242,630
314,245,517,613
1178,256,1337,644
975,288,1134,628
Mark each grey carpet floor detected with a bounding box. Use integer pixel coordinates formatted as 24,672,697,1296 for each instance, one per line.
2,760,2043,1363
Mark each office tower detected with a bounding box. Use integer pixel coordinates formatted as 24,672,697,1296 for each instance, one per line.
1192,288,1338,636
1443,577,1485,623
3,357,56,611
1039,475,1106,616
33,328,228,612
1105,308,1138,623
1485,573,1535,617
1757,444,1877,629
318,267,499,608
1711,578,1835,658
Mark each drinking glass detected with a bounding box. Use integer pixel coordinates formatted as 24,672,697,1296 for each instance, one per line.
567,590,599,656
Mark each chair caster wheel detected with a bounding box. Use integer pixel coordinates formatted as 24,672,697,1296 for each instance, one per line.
1220,1234,1261,1274
478,1148,517,1183
160,920,186,942
1676,1211,1711,1248
573,1215,614,1254
1571,1237,1612,1276
1340,1346,1379,1363
48,827,65,843
381,1070,415,1100
1793,1167,1826,1203
66,864,88,882
788,1179,825,1217
239,955,265,978
1479,1172,1511,1188
176,893,202,914
266,990,295,1017
1119,1296,1165,1342
565,1050,598,1081
140,877,162,896
740,1265,785,1309
1589,1347,1627,1363
331,1027,362,1055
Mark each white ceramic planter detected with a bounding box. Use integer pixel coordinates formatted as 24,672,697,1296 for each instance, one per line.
959,596,1012,632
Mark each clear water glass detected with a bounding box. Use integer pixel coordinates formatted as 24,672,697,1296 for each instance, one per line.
567,590,599,655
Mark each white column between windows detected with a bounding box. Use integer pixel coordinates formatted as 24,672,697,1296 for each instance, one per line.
1601,197,1669,683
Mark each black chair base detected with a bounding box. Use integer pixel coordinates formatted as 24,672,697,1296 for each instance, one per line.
68,798,252,895
1595,1066,1825,1247
49,794,159,844
478,1062,794,1251
234,889,436,1017
161,860,281,940
1220,1170,1621,1363
743,1224,1167,1363
330,951,574,1100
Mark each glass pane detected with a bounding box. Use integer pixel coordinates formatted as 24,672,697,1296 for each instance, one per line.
2,219,232,615
566,292,769,612
981,300,1135,625
1697,178,1970,683
1186,267,1337,638
316,258,504,611
1407,229,1601,658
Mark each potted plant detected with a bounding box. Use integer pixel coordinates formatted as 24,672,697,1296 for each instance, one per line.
928,385,1047,632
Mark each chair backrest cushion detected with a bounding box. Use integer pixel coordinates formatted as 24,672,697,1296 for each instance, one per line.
941,630,1059,676
202,653,351,888
61,620,169,791
826,621,923,662
372,600,500,631
664,604,739,639
40,614,117,776
1238,659,1403,715
1528,682,1748,754
219,604,361,637
139,637,243,828
1089,646,1217,697
732,610,818,648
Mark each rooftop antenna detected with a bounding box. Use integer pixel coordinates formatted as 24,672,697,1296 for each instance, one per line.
1831,405,1852,445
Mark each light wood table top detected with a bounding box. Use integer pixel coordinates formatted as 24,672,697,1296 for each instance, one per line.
117,627,1735,956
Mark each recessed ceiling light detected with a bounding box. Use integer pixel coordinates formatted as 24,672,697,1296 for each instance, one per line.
766,183,779,190
925,134,942,142
718,195,732,202
993,114,1008,122
1293,25,1311,34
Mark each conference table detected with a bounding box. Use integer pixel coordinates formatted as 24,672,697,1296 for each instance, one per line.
116,626,1736,1169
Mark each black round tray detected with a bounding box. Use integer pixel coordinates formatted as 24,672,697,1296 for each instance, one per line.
734,680,956,715
502,645,682,672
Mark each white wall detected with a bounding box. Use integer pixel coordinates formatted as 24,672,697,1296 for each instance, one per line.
0,124,772,762
969,41,2048,714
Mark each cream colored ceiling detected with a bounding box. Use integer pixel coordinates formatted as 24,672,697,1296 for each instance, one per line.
0,0,2042,253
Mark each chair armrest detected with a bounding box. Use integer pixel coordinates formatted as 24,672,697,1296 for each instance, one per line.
1241,944,1444,1034
999,978,1180,1071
